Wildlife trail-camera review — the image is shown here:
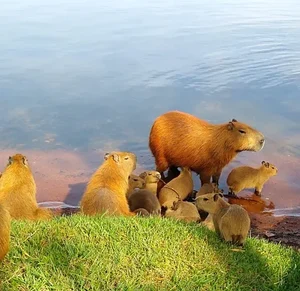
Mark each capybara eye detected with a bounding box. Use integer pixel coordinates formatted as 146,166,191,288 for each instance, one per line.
134,179,138,181
149,173,152,175
272,167,274,169
124,157,129,160
203,198,209,201
239,129,246,134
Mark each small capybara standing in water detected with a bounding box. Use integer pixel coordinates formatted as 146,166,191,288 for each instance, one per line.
0,204,10,261
80,151,137,216
149,110,265,185
196,192,250,246
0,154,53,220
227,161,278,197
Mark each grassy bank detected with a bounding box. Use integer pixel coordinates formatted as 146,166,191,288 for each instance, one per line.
0,215,299,290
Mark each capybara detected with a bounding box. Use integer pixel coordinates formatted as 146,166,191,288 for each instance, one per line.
80,151,137,216
139,170,161,195
128,189,161,216
196,192,250,246
0,204,10,261
0,154,53,220
165,200,200,223
149,110,265,185
126,174,146,199
158,167,193,209
196,182,221,197
227,161,278,197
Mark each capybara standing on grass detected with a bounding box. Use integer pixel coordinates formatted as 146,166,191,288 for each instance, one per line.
0,154,53,220
80,151,137,216
227,161,278,197
195,192,250,246
0,204,10,260
149,110,265,185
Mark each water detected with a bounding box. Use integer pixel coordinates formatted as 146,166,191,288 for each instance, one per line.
0,0,300,214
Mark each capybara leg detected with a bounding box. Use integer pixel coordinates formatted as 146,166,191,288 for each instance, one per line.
212,172,222,185
134,208,150,217
221,229,233,243
155,156,169,174
254,185,263,196
199,173,211,185
228,188,238,198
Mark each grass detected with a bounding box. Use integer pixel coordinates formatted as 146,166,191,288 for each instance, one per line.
0,215,299,291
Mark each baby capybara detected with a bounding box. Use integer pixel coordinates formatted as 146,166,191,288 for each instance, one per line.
149,110,265,185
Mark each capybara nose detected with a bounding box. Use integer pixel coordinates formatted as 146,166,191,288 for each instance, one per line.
156,173,161,179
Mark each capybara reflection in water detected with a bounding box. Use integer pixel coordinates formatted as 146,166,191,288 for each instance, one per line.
80,151,137,216
196,192,250,246
149,110,265,185
0,154,53,220
0,204,10,260
227,161,278,197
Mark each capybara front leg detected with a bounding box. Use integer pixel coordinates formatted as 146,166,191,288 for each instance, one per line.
212,172,222,186
199,173,211,185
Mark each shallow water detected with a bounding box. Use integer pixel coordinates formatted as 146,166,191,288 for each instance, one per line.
0,0,300,215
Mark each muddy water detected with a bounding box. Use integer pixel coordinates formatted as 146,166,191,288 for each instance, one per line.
0,0,300,216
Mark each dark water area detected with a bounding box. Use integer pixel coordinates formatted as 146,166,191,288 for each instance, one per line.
0,0,300,215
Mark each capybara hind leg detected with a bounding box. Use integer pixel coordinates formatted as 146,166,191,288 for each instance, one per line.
155,156,169,174
199,173,211,186
254,184,263,196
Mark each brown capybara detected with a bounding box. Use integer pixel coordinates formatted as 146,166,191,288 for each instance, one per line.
165,200,200,223
139,170,161,195
196,192,250,246
0,204,10,261
149,110,265,185
0,154,53,220
80,151,137,216
196,182,221,197
128,189,161,216
126,174,146,199
227,161,278,197
158,167,193,209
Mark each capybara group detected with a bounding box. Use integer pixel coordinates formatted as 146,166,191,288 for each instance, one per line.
0,204,10,261
80,151,137,216
0,154,53,220
149,110,265,185
196,192,250,245
227,161,278,197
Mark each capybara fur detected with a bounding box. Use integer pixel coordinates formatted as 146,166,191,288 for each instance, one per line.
165,200,200,223
128,189,161,216
201,214,215,231
158,167,193,209
80,151,137,216
139,170,161,195
196,183,221,197
196,192,250,246
133,208,150,216
227,161,278,196
0,204,10,261
0,154,53,220
127,174,145,198
149,110,265,185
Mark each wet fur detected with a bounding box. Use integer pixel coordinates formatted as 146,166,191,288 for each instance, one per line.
149,110,264,185
0,204,10,260
0,154,52,220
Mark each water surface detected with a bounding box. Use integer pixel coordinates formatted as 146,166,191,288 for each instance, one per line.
0,0,300,214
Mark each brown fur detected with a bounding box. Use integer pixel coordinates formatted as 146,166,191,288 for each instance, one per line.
126,174,146,199
128,189,161,216
80,151,137,216
0,204,10,261
149,110,265,185
139,170,161,195
133,208,150,216
196,183,220,197
0,154,53,220
165,200,200,222
158,167,193,209
196,193,250,245
227,161,278,196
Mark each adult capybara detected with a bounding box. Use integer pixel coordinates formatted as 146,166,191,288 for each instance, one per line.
149,110,265,185
80,151,137,216
126,174,146,199
0,204,10,261
139,170,161,195
165,200,200,223
196,192,250,246
0,154,53,220
128,189,161,216
158,167,193,209
227,161,278,197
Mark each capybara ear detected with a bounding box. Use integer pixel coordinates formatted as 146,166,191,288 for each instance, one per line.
104,152,110,160
232,118,237,122
227,121,234,131
139,172,147,179
264,162,270,168
112,154,120,163
8,156,13,165
171,201,178,211
22,156,28,166
261,160,265,165
213,193,219,202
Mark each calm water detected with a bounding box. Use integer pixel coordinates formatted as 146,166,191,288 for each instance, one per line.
0,0,300,213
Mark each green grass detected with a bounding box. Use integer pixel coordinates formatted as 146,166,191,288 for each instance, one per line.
0,215,299,291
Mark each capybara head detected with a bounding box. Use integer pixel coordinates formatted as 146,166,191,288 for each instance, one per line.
104,151,137,173
180,167,192,176
6,154,29,168
261,161,278,176
195,192,224,214
129,174,146,189
139,171,161,183
226,119,265,152
162,199,179,210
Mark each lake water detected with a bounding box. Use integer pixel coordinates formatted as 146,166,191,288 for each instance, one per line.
0,0,300,215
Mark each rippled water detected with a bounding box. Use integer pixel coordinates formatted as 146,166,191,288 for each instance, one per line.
0,0,299,214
